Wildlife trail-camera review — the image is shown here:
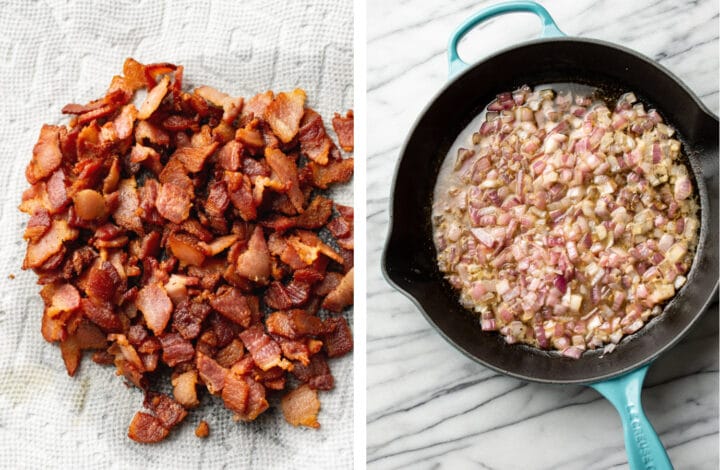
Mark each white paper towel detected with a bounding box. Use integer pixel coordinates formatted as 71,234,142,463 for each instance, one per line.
0,0,353,468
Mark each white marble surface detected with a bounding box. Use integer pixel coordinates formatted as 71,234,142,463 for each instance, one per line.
366,1,719,468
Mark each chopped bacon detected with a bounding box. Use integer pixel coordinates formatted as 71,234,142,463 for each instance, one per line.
332,110,354,152
172,370,199,408
195,420,210,438
137,75,170,120
299,109,333,165
323,317,353,357
167,233,206,267
172,299,211,340
209,286,251,327
291,353,334,390
114,178,143,234
239,325,285,371
235,226,271,284
265,89,306,143
21,59,353,442
23,220,77,269
322,268,354,312
156,183,192,224
309,158,354,189
265,148,305,212
282,384,320,428
159,333,195,367
128,412,169,443
173,142,219,173
144,392,188,429
196,352,228,394
136,283,173,335
26,125,63,184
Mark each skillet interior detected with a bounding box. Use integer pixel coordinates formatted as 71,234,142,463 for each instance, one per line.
382,38,719,384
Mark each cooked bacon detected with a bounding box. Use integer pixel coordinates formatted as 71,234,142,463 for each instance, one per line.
23,220,77,269
136,283,173,335
137,75,170,120
114,178,143,234
239,325,285,371
172,298,210,340
156,183,192,224
196,351,228,394
217,140,241,171
159,333,195,367
309,158,354,189
195,420,210,438
144,392,188,429
281,384,320,428
235,226,271,284
291,353,334,390
26,125,63,184
128,412,169,443
172,370,199,408
299,109,333,165
22,59,353,442
173,142,219,173
265,148,304,212
209,286,251,327
167,233,206,267
323,317,353,358
224,171,257,221
322,268,354,312
332,110,354,152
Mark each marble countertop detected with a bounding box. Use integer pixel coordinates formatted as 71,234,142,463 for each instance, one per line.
366,0,719,468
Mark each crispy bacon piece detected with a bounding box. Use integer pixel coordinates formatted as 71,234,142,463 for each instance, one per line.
224,171,257,221
136,283,173,335
173,142,219,173
195,420,210,438
209,286,251,327
235,226,271,284
291,353,334,390
137,75,170,120
73,189,107,220
144,392,188,429
167,233,206,267
26,125,63,184
196,352,228,394
266,310,325,338
309,158,354,189
265,89,306,143
332,110,354,152
172,370,199,408
239,325,285,371
128,412,169,443
80,298,122,332
156,183,192,224
159,333,195,367
282,384,320,428
323,317,353,358
23,220,77,269
114,178,143,234
172,299,210,340
299,109,333,165
265,148,305,213
322,268,354,312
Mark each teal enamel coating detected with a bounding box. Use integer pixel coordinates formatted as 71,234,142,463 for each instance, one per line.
444,3,674,469
447,1,564,77
590,366,673,470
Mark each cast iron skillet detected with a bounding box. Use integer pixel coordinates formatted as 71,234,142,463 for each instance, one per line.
382,2,718,469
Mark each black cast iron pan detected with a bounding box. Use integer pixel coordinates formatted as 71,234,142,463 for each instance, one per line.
382,2,718,468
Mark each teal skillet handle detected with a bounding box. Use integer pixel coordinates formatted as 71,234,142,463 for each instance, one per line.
590,365,674,470
447,1,565,77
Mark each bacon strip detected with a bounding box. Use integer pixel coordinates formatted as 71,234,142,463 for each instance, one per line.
332,110,354,152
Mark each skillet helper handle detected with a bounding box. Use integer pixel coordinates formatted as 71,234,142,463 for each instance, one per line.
590,365,673,470
447,1,565,77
